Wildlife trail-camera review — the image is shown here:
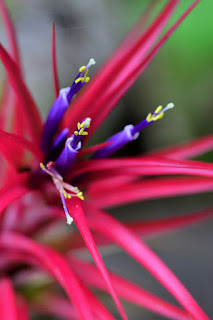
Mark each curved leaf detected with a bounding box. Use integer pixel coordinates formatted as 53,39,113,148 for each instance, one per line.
83,202,209,320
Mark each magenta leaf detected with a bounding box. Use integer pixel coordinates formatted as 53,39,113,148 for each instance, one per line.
52,23,60,98
83,202,209,320
69,257,192,320
0,278,18,320
67,197,128,320
0,43,42,141
0,232,94,320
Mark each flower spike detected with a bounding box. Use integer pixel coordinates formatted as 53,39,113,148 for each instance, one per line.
93,102,174,158
40,162,84,224
41,59,95,156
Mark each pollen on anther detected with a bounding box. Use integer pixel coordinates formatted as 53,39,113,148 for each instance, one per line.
155,105,163,114
79,66,86,72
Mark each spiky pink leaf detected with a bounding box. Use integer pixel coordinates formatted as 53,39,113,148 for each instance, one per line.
117,0,160,51
126,207,213,238
0,278,18,320
33,287,116,320
0,44,42,141
73,156,213,179
52,23,59,98
150,133,213,160
67,197,128,320
0,0,21,68
63,0,179,133
87,0,201,136
0,173,31,213
16,297,30,320
68,207,213,250
69,257,192,320
0,130,43,161
83,202,209,320
0,232,94,320
90,176,213,208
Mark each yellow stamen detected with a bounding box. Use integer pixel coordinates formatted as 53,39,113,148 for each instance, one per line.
155,105,163,114
153,112,164,121
146,113,152,123
75,77,84,84
79,66,86,72
40,163,45,170
79,128,85,135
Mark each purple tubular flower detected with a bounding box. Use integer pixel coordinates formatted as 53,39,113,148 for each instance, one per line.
93,125,139,159
50,127,69,159
40,59,96,156
93,103,174,159
56,136,81,176
56,117,91,175
41,87,71,155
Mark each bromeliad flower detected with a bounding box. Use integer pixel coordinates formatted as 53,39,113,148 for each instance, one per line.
0,0,212,319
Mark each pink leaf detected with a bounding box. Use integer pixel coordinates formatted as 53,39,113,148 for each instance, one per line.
52,23,60,98
0,130,43,161
87,1,201,136
73,156,213,179
68,207,213,250
67,197,128,320
0,173,30,214
0,278,18,320
90,176,213,208
0,0,21,69
63,0,179,133
0,232,94,320
150,133,213,160
83,202,209,320
0,43,42,141
69,257,192,320
126,207,213,238
16,297,30,320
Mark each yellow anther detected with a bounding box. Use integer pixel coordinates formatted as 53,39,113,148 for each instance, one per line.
67,194,72,199
79,66,86,72
79,128,84,135
155,105,163,114
77,191,84,200
84,69,89,77
86,77,90,83
40,163,45,170
77,122,81,130
80,121,85,128
75,77,84,84
82,131,88,136
146,113,152,123
153,112,164,121
74,131,79,136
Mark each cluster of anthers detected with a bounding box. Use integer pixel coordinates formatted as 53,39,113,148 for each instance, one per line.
74,59,96,84
40,162,84,225
146,103,174,123
74,119,90,136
